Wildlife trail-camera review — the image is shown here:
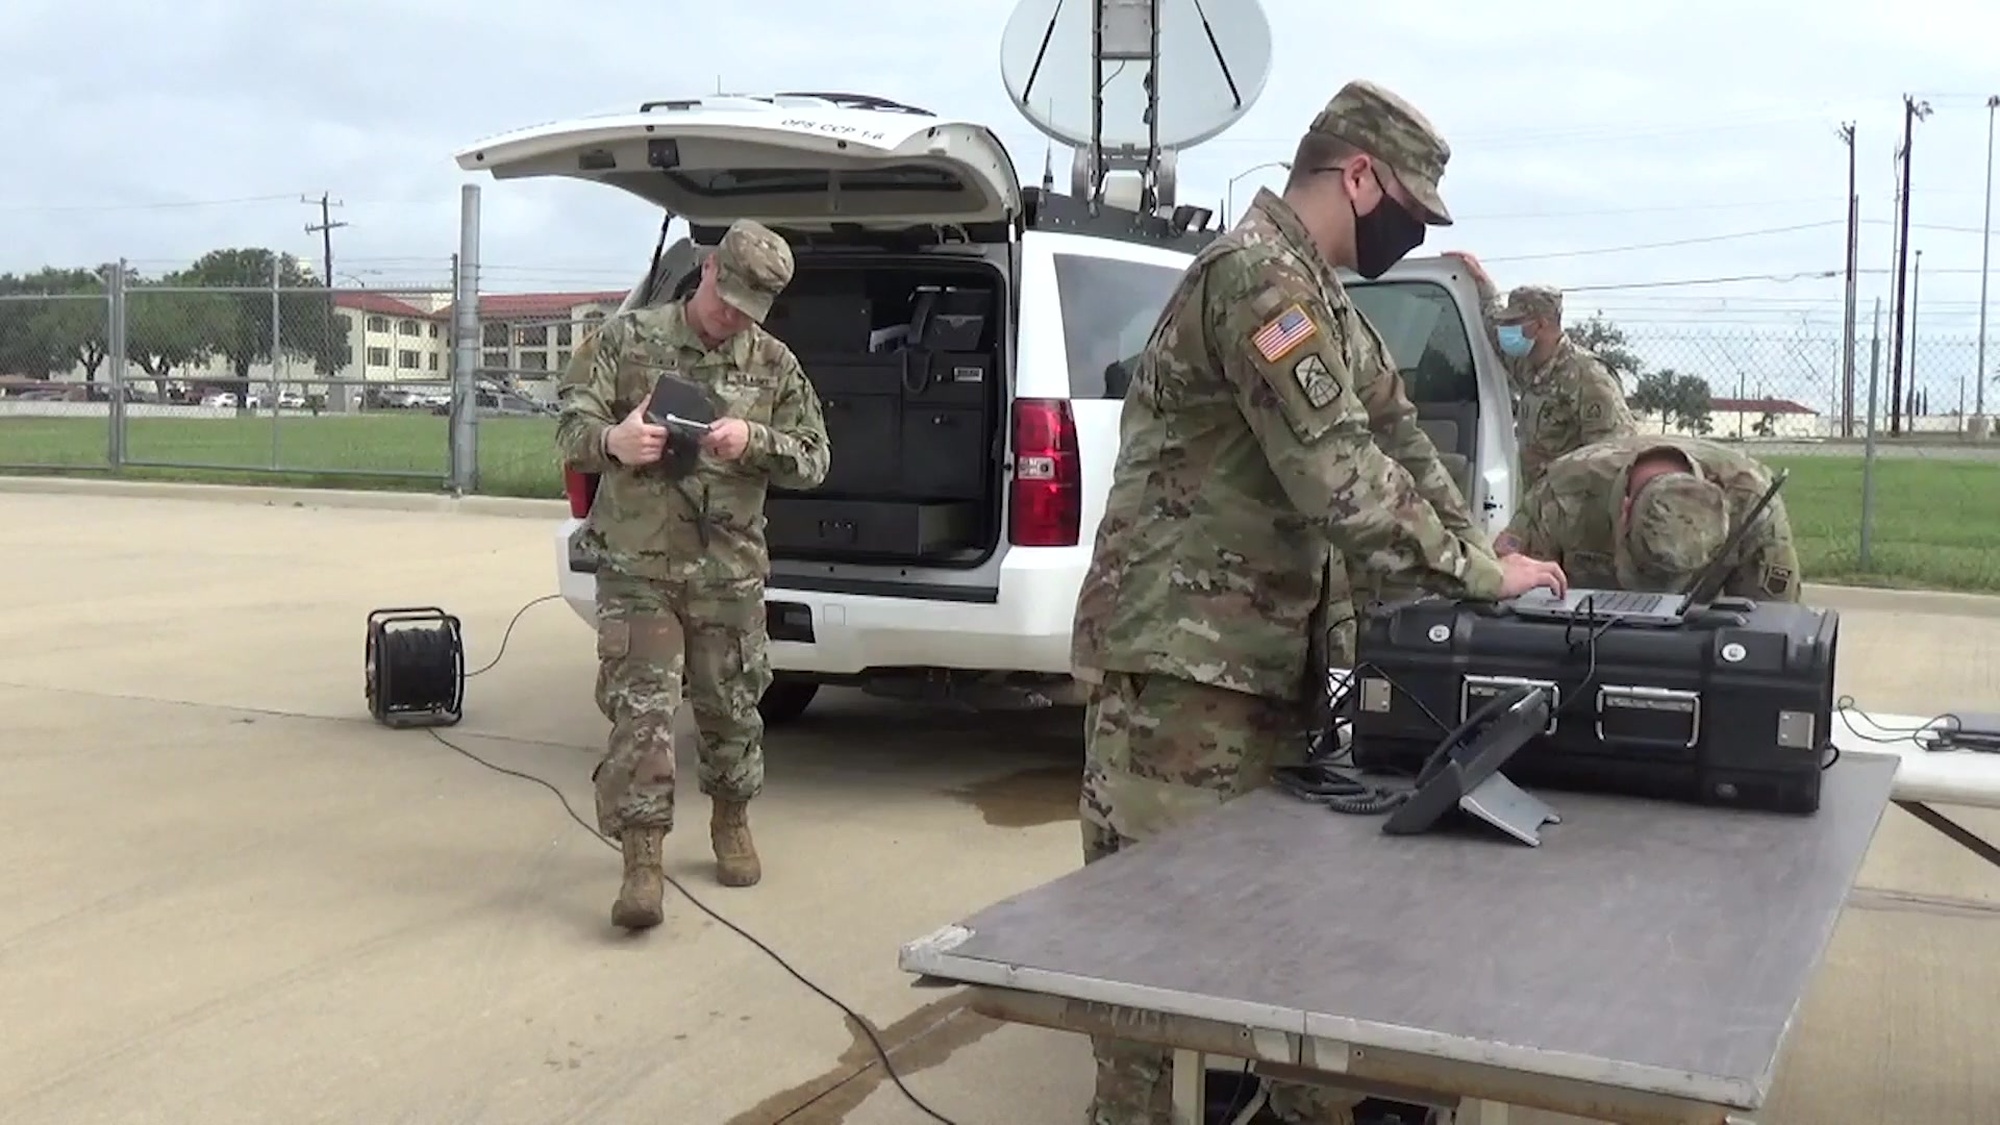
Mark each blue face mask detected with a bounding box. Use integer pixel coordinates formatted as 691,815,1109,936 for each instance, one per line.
1496,323,1534,358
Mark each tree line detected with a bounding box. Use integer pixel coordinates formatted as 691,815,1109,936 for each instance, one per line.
1,252,1771,432
0,247,351,406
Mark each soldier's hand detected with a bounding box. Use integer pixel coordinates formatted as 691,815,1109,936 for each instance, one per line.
1497,553,1567,600
1443,250,1490,286
702,418,751,461
605,395,668,466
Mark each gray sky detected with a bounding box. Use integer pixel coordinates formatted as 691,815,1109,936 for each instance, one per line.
4,0,1996,365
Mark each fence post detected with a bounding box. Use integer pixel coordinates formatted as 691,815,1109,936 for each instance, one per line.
1859,298,1882,571
106,259,128,468
450,184,482,495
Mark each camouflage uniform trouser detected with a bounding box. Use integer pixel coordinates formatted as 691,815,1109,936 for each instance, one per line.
1077,671,1360,1125
591,569,773,838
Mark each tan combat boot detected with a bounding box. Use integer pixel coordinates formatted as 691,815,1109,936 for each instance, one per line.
611,827,666,930
710,799,761,887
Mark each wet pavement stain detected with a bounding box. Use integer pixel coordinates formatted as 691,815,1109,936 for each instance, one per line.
947,764,1081,828
721,991,1004,1125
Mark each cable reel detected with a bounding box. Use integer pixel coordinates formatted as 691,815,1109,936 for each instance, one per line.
364,606,466,728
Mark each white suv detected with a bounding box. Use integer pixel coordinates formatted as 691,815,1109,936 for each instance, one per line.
455,92,1520,723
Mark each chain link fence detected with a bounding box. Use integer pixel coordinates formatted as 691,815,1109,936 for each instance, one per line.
0,240,611,498
1615,325,1996,444
0,291,118,470
469,298,624,498
1609,323,2000,590
4,182,1995,591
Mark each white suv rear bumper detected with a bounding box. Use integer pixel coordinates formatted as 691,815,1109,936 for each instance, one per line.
553,519,1082,677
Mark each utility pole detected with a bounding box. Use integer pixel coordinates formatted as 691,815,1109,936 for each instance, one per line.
1911,248,1924,422
1838,122,1859,437
1977,94,1998,430
1860,297,1882,570
303,192,347,292
303,192,348,409
1887,95,1931,436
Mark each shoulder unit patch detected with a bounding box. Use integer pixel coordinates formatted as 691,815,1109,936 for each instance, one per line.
1292,353,1338,409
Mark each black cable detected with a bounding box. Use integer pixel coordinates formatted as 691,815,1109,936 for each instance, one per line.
1834,696,1987,752
374,595,964,1125
1277,655,1453,817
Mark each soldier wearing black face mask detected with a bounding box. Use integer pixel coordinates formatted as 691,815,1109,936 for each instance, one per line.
1071,78,1563,1125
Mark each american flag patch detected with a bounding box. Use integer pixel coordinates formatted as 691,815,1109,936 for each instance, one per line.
1250,304,1317,362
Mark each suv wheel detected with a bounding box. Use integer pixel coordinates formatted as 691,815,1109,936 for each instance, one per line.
758,677,820,725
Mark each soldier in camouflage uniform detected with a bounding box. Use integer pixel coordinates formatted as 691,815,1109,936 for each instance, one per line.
1447,256,1638,489
1069,80,1568,1125
554,219,831,931
1493,434,1801,600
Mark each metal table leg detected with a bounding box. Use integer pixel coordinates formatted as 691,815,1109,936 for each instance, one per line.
1896,799,2000,869
1171,1049,1207,1125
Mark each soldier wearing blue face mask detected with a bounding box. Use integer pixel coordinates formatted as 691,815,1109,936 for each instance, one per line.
1443,255,1637,489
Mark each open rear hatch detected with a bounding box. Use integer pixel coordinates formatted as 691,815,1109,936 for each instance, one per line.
454,94,1021,229
457,95,1028,572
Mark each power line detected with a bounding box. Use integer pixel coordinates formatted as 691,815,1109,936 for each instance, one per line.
1482,221,1847,264
1566,271,1840,292
0,192,310,214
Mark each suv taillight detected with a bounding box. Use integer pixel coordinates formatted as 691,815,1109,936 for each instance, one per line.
1008,398,1081,547
564,468,599,519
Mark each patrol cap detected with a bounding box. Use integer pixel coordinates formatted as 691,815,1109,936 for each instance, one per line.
1308,79,1454,226
712,219,795,323
1626,470,1729,584
1496,284,1564,324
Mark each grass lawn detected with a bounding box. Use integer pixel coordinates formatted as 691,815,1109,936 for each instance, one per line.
5,414,1997,593
1760,454,2000,593
1,412,565,499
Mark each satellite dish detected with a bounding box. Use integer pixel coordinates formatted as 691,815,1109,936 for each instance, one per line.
999,0,1273,152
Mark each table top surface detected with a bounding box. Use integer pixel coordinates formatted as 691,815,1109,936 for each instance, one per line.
904,753,1900,1107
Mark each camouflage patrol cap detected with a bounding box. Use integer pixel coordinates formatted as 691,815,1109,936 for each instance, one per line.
1497,285,1563,324
712,219,794,323
1626,471,1729,584
1309,79,1454,226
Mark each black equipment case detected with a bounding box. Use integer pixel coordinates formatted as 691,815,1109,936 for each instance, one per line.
1346,594,1840,814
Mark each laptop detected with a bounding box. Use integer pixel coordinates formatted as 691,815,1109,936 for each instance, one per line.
1504,468,1789,627
1917,712,2000,752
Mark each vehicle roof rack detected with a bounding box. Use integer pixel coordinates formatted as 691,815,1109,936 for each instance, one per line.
1023,188,1221,254
637,92,936,117
769,91,935,116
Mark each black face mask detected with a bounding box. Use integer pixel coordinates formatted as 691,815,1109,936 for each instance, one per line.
1349,171,1427,279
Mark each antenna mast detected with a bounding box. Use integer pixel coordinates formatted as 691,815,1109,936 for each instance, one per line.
1000,0,1269,220
1092,0,1162,211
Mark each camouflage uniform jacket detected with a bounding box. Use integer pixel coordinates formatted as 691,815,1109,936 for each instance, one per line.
1071,189,1506,703
1497,434,1801,600
1509,338,1638,489
554,300,831,586
1472,278,1637,488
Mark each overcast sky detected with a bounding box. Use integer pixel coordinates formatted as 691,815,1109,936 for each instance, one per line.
5,0,1998,398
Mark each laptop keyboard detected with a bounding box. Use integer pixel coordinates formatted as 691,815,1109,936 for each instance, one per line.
1571,589,1665,614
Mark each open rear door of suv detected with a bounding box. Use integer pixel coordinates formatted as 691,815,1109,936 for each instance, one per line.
459,94,1033,621
454,94,1021,230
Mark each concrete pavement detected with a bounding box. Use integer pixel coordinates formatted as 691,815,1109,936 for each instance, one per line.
0,485,1995,1125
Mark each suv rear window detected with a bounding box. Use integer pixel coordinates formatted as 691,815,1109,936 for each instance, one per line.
1345,280,1477,403
1052,253,1187,399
